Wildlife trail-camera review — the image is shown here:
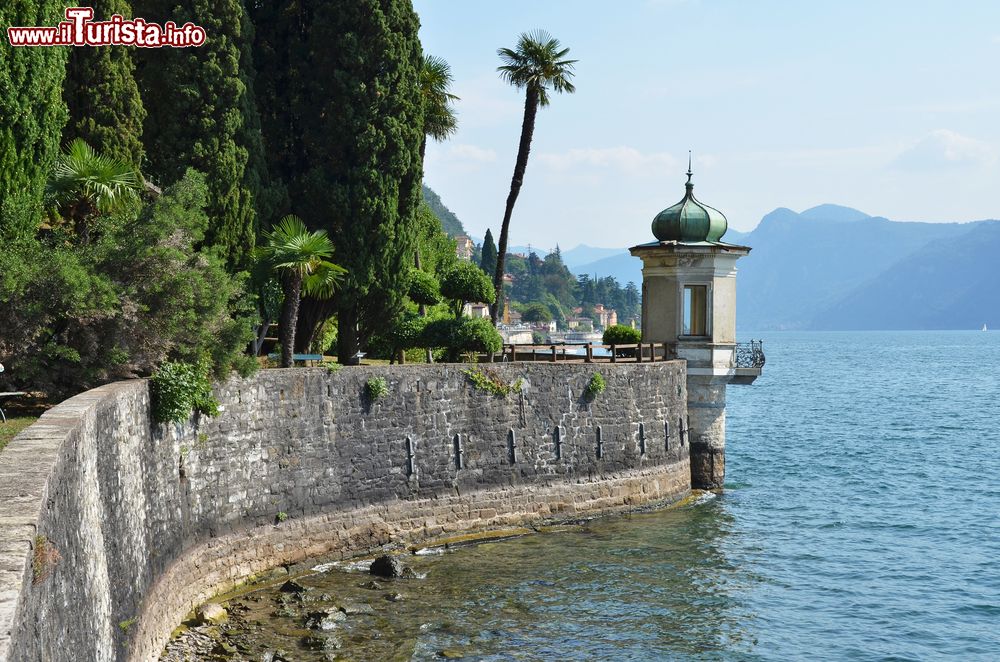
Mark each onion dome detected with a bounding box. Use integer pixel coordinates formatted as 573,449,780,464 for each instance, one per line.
651,157,728,243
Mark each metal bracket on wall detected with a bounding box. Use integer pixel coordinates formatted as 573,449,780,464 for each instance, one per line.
405,437,416,477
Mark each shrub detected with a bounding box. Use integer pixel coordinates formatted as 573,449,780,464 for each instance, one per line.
585,372,606,399
407,269,441,306
150,359,219,423
440,261,495,318
602,324,642,345
422,317,502,362
366,376,389,400
0,169,256,400
366,312,428,361
464,367,523,397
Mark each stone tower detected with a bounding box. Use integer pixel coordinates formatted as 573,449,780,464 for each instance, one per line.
629,159,761,489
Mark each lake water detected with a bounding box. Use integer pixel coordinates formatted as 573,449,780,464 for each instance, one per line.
168,331,1000,661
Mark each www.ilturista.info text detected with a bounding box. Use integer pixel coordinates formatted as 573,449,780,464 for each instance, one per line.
7,7,205,48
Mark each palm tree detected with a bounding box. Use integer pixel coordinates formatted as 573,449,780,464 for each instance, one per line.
47,138,141,244
420,54,459,162
491,31,576,325
257,215,346,368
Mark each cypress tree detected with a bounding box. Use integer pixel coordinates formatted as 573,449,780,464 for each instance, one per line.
63,0,145,167
252,0,424,362
0,2,68,238
137,0,264,270
480,228,498,279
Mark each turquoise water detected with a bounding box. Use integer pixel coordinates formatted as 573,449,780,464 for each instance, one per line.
721,331,1000,660
184,332,1000,660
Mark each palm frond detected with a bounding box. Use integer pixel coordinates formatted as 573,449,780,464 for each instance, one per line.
303,262,348,299
48,138,141,212
496,30,577,105
259,214,345,297
422,54,460,142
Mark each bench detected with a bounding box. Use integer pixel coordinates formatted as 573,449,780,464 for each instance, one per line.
0,391,26,423
267,353,325,366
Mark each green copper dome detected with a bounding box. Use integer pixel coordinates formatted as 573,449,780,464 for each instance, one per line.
651,165,728,243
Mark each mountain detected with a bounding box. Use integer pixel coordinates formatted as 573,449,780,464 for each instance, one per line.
798,204,871,223
735,209,977,329
561,244,624,270
571,252,641,286
422,185,466,237
810,221,1000,330
560,203,996,331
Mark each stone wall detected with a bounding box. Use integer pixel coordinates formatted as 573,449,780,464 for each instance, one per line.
0,362,689,662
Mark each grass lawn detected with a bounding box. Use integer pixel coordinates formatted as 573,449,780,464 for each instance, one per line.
0,416,37,454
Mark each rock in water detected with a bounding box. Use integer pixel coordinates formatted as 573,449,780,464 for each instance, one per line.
369,555,405,578
305,609,346,631
195,602,228,625
338,601,375,616
279,579,307,593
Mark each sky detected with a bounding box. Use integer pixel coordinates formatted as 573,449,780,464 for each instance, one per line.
413,0,1000,250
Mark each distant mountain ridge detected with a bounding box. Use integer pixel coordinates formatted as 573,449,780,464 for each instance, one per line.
422,185,466,237
565,204,998,331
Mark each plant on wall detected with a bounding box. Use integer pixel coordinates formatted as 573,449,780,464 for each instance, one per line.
366,376,389,400
585,372,606,400
464,367,523,397
150,359,219,423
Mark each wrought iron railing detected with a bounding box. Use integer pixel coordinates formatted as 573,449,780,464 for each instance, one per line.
734,340,765,368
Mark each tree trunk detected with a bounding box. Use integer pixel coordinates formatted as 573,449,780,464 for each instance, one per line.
337,304,360,365
279,275,302,368
295,298,336,353
414,247,433,363
491,86,539,326
252,316,271,356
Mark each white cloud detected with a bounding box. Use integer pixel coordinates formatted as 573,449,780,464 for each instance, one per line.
537,146,679,174
447,144,497,163
891,129,996,170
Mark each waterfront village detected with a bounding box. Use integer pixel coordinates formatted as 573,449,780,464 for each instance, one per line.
445,232,626,344
0,2,768,661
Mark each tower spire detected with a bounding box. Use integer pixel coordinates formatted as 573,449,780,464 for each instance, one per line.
686,150,693,190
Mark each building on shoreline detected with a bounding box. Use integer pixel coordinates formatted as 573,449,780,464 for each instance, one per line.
630,162,763,489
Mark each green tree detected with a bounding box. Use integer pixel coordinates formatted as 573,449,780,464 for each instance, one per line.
440,261,495,319
421,317,502,362
521,302,553,324
257,215,346,368
420,54,459,161
0,2,69,239
408,270,441,307
0,169,256,399
63,0,145,167
138,0,264,270
491,30,576,325
252,0,424,363
47,139,141,244
480,228,498,279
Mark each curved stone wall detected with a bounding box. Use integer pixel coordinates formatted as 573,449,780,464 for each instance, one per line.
0,363,689,662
